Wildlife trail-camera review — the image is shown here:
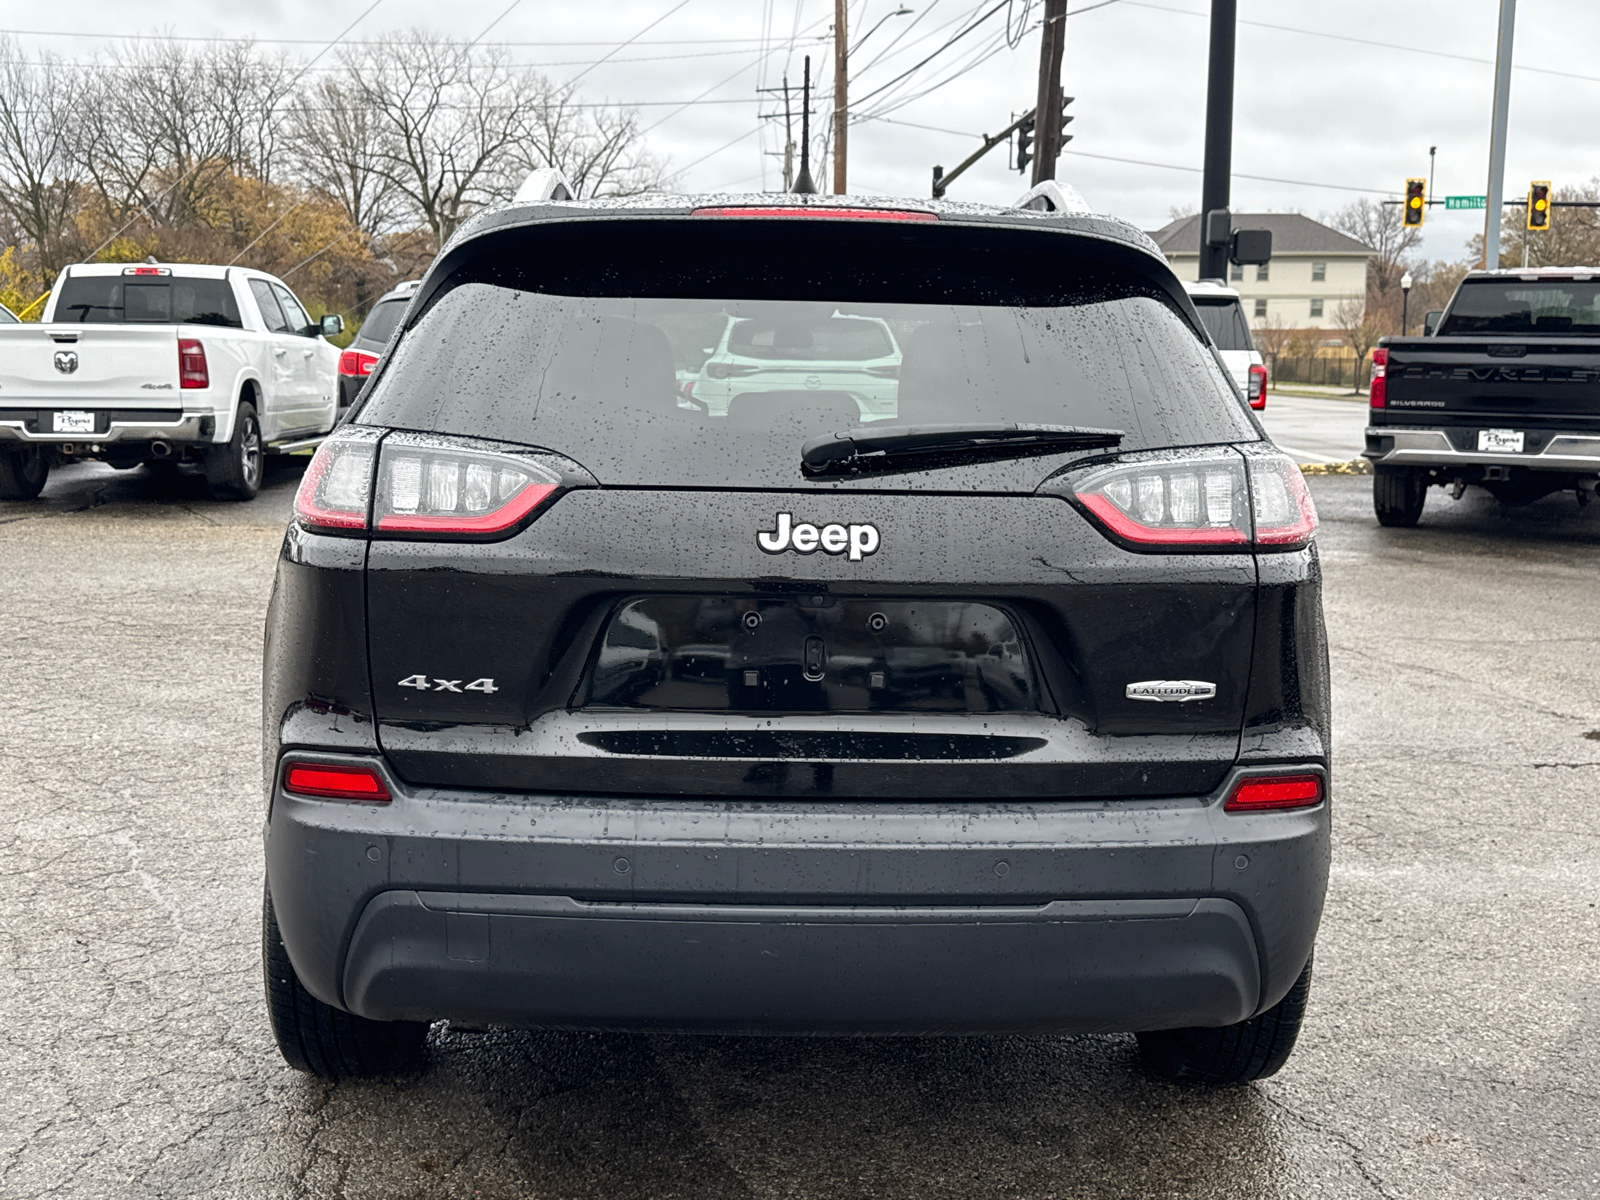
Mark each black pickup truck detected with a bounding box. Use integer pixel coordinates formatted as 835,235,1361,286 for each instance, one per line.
1364,269,1600,525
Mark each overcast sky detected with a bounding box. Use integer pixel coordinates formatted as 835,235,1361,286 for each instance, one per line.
11,0,1600,261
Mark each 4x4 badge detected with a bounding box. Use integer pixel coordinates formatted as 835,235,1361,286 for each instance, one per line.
758,512,880,561
1126,680,1216,703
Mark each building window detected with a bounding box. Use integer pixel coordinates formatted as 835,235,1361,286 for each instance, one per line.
1256,264,1269,282
1311,260,1326,282
1309,298,1324,318
1229,263,1243,281
1254,299,1268,319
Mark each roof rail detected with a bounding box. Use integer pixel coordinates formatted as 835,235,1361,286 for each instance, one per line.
1013,180,1091,215
513,169,576,204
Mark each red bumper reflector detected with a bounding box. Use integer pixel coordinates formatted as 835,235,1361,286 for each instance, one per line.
1224,774,1323,812
284,763,391,802
690,206,938,222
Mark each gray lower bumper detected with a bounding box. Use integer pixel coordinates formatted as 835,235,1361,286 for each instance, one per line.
0,412,212,445
265,760,1329,1035
1365,425,1600,472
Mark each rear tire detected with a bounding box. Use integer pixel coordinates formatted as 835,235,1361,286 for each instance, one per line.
1373,466,1426,527
262,885,428,1079
1137,954,1313,1085
0,446,49,500
204,401,263,501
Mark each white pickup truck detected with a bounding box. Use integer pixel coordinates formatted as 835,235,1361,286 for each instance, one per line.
0,262,343,501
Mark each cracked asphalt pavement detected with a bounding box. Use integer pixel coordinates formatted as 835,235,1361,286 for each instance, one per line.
2,460,1598,1199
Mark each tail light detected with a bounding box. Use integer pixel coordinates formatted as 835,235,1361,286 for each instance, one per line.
1070,449,1317,551
374,433,562,537
283,762,391,803
1247,364,1267,410
705,362,758,380
294,429,380,532
1369,347,1387,409
178,338,209,389
1224,773,1323,812
338,349,379,378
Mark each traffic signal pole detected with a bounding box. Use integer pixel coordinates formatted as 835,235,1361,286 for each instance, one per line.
1031,0,1068,185
1199,0,1237,281
1483,0,1517,269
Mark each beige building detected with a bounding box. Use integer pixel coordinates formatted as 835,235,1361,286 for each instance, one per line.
1150,213,1374,333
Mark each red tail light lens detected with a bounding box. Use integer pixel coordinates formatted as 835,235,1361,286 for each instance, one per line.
294,430,379,532
284,762,391,802
374,434,563,538
691,206,937,221
1071,449,1317,551
1247,364,1268,410
1369,347,1387,409
338,349,379,377
178,338,209,389
1224,773,1323,812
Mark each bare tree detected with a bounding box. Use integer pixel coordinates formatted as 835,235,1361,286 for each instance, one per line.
287,77,400,234
338,33,545,245
1477,178,1600,269
1328,197,1421,310
512,89,672,199
1334,295,1383,394
1252,314,1296,372
0,38,86,276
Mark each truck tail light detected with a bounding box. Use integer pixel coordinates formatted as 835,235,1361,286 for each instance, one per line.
283,762,391,802
374,434,563,539
338,349,379,377
1224,773,1323,812
1369,347,1387,409
178,338,209,389
1247,364,1268,409
1070,449,1317,551
294,430,379,532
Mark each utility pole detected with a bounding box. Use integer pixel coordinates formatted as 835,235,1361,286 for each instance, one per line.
1483,0,1516,269
1199,0,1237,280
1031,0,1067,185
834,0,849,194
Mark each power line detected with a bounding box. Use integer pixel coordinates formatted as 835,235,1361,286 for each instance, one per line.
0,28,780,47
566,0,695,87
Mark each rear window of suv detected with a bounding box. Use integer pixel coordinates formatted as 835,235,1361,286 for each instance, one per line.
353,297,408,349
1440,279,1600,335
357,220,1254,488
54,275,242,327
1192,297,1255,351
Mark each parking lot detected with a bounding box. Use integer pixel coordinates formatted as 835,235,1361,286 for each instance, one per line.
2,453,1598,1199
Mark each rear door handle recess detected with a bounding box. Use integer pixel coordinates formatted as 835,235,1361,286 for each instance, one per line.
803,635,826,681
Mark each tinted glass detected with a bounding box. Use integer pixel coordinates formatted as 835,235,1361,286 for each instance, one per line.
55,276,242,327
249,280,290,333
354,298,407,349
1440,280,1600,336
273,284,312,335
0,304,16,323
1192,298,1255,351
726,316,895,361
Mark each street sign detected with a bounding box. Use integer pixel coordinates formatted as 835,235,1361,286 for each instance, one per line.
1445,195,1487,210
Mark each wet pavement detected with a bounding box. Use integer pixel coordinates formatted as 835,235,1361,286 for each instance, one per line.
1258,393,1371,465
2,458,1598,1199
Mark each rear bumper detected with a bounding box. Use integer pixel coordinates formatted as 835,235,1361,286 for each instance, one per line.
265,758,1329,1035
0,410,215,445
1364,425,1600,473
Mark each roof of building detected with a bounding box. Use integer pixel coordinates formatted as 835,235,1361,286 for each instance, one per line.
1149,212,1374,256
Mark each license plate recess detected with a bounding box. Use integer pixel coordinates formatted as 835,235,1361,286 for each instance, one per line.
587,597,1035,713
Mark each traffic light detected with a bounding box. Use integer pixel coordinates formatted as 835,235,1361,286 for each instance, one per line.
1527,181,1551,230
1015,116,1034,173
1403,178,1426,227
1059,93,1074,149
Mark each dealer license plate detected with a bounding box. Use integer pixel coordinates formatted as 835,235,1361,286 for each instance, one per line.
53,410,95,434
1477,428,1524,453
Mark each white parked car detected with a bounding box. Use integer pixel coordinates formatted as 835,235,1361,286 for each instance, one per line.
0,262,343,501
1184,279,1266,410
687,312,902,419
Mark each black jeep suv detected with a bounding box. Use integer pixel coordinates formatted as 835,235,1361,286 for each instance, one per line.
262,193,1330,1085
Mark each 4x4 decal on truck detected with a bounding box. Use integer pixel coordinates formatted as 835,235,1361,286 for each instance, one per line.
757,513,880,561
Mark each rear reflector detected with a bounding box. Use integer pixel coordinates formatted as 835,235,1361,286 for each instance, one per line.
1369,347,1387,409
691,206,938,222
283,763,391,802
1224,774,1323,812
178,338,209,389
1070,449,1317,551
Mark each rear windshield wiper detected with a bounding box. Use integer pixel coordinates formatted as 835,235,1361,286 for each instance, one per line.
801,422,1124,476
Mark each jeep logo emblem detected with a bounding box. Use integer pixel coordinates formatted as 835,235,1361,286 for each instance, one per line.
758,513,880,561
53,350,78,375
